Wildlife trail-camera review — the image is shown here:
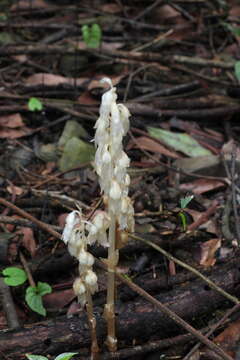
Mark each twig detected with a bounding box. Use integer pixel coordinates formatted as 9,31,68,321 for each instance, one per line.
19,252,35,288
0,198,61,240
183,303,240,360
130,233,240,305
115,268,233,360
0,278,20,330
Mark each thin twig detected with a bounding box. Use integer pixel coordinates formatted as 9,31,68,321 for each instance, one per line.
115,268,233,360
0,278,20,330
183,303,240,360
130,233,240,305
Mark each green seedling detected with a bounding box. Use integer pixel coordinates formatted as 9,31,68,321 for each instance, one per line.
25,353,78,360
28,97,43,112
2,267,51,316
81,23,102,48
178,195,194,231
2,267,27,286
25,282,52,316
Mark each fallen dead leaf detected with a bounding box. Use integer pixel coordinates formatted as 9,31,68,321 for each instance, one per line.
199,238,221,267
26,73,75,86
128,136,181,159
0,113,24,128
6,185,24,196
16,227,37,257
43,288,75,310
77,92,99,105
211,319,240,358
11,0,52,11
180,178,225,195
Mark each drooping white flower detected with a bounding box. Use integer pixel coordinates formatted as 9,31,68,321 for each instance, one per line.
62,211,80,244
109,180,121,200
84,270,98,294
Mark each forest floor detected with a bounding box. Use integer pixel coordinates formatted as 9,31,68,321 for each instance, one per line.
1,1,240,360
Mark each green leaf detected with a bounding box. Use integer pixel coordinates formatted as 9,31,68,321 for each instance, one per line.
36,281,52,296
25,282,51,316
178,212,187,231
81,24,102,48
55,353,78,360
28,97,43,112
147,127,211,157
180,195,194,209
2,267,27,286
25,355,48,360
235,61,240,82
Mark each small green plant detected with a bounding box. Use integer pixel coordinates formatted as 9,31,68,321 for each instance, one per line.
25,352,78,360
178,195,194,231
28,97,43,112
81,23,102,48
2,267,51,316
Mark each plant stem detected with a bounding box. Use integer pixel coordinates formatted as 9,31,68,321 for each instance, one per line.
86,289,100,360
104,210,117,352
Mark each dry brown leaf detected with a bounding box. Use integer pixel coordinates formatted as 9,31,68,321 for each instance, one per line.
0,127,32,139
212,319,240,358
11,0,51,11
6,185,24,196
26,73,72,86
0,113,24,128
43,289,75,310
128,136,181,159
180,178,225,195
77,92,99,105
17,227,37,257
199,238,221,267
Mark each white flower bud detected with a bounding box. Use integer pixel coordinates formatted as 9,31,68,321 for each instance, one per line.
109,180,121,200
73,277,86,296
78,250,94,267
62,211,80,244
118,104,130,135
84,270,98,294
117,152,130,169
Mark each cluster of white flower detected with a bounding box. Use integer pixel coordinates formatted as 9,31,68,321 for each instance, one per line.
62,210,110,305
94,78,134,232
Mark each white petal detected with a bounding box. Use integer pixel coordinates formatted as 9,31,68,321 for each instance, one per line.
62,211,80,244
109,180,121,200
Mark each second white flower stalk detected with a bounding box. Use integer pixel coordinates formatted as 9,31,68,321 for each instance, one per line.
94,78,134,351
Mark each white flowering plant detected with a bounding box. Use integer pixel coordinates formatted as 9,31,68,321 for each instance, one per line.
62,78,134,357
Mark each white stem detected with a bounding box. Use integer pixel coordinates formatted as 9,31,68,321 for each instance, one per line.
105,210,117,351
86,289,100,359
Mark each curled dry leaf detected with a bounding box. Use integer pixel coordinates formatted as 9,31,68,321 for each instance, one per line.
0,113,31,138
199,238,221,267
17,227,37,257
6,185,24,196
